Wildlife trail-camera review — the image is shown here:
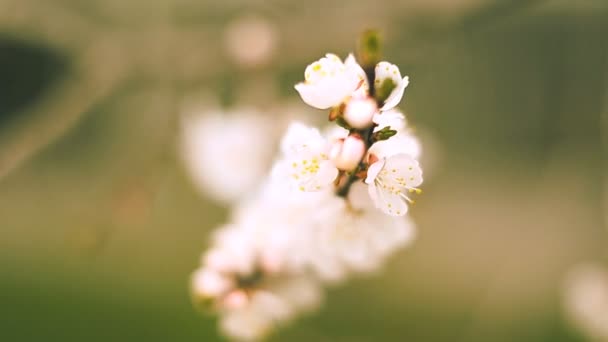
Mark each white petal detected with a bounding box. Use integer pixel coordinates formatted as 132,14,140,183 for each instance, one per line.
212,226,257,275
347,182,374,210
270,276,324,313
280,121,323,155
220,308,272,341
372,109,407,133
306,242,347,283
179,108,274,203
365,159,385,184
309,161,338,191
296,53,361,109
280,122,338,191
373,183,409,216
330,223,373,268
381,76,409,111
294,79,351,109
252,291,294,322
367,181,380,210
374,62,409,110
365,154,421,216
384,154,423,188
369,134,421,160
304,53,344,82
294,82,334,110
375,61,402,86
345,53,369,97
368,215,416,256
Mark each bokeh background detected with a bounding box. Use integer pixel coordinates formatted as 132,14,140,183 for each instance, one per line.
1,0,608,341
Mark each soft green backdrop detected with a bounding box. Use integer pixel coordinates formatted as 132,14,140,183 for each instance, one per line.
1,0,607,341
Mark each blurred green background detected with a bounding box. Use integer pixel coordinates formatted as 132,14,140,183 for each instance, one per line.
1,0,608,341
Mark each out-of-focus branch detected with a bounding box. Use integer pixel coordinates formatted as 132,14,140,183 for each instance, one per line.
0,42,127,180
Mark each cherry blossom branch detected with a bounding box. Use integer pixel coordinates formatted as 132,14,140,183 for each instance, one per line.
189,29,424,341
335,30,381,198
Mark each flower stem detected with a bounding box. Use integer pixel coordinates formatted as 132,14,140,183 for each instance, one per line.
336,29,382,198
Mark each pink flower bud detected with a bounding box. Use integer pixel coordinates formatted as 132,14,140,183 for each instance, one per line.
330,135,366,171
343,97,377,129
261,250,284,274
222,290,249,310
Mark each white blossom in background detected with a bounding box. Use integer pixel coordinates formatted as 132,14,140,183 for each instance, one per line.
191,193,329,340
563,263,608,341
219,275,323,341
179,107,276,204
224,15,278,67
190,40,427,340
321,182,417,272
232,177,350,283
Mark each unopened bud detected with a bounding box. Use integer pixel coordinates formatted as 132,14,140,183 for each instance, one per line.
343,97,377,129
330,135,366,171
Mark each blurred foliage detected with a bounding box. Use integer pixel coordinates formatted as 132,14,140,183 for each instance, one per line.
1,0,608,341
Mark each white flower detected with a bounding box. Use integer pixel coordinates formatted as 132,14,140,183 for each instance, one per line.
319,183,417,273
365,154,423,216
219,290,291,341
179,107,275,203
224,15,277,67
206,225,257,276
238,174,418,282
294,54,408,112
278,122,338,192
259,184,349,281
374,61,409,111
218,275,323,341
270,275,324,314
193,210,327,341
294,53,365,109
233,175,350,283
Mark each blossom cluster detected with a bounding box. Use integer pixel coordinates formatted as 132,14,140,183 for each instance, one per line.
189,46,424,340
